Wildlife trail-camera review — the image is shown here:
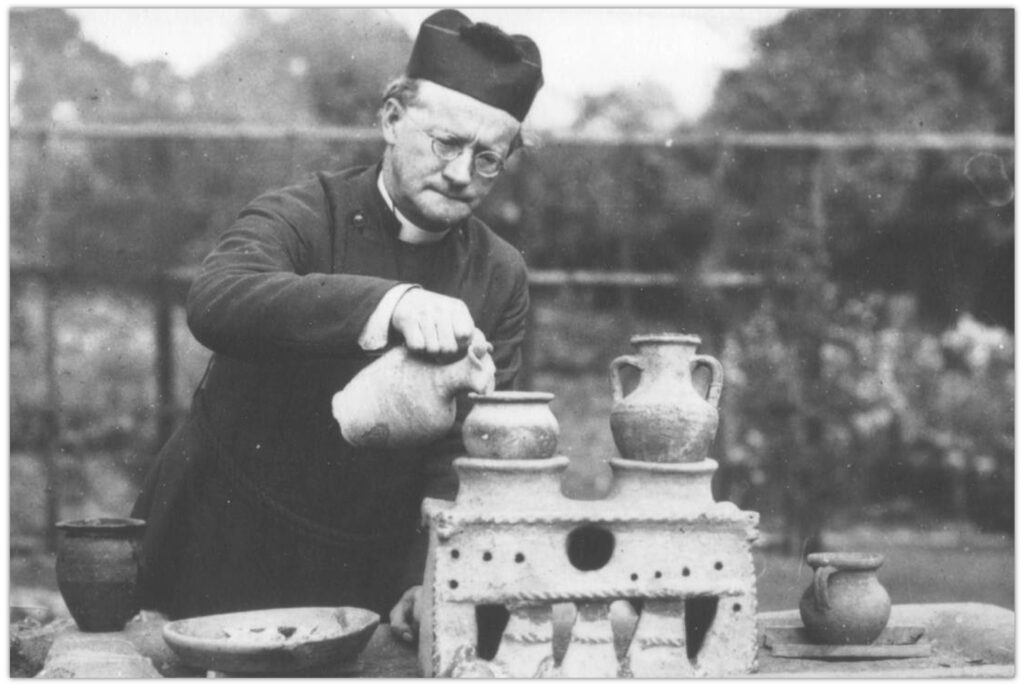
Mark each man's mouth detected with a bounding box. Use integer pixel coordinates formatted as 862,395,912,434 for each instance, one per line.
433,189,470,204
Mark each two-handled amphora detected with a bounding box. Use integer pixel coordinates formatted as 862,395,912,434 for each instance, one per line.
609,333,723,463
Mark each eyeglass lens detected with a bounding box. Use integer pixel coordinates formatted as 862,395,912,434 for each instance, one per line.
429,137,503,177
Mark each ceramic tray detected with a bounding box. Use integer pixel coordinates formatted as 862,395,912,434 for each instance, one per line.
162,606,379,675
763,625,931,660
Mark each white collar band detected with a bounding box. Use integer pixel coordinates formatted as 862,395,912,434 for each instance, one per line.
377,173,450,245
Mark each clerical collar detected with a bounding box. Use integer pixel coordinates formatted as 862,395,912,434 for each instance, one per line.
376,173,450,244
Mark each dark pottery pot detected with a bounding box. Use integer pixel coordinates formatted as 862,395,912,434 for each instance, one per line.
799,552,891,645
55,517,146,632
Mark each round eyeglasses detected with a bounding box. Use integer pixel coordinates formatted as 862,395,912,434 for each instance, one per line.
410,125,506,178
428,136,505,178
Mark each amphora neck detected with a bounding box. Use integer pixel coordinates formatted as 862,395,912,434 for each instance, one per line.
633,334,700,379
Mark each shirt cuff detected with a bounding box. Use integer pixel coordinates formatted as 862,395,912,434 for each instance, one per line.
358,283,420,351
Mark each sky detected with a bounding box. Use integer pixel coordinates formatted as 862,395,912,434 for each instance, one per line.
65,7,791,130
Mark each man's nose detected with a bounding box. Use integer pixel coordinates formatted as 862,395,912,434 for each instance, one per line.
442,149,475,185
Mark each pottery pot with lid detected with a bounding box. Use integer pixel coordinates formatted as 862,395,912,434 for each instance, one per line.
55,517,146,632
799,552,891,645
609,333,723,463
462,391,559,459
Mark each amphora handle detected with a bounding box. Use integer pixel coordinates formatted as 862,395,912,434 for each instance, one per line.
812,565,838,610
691,355,724,407
609,355,642,402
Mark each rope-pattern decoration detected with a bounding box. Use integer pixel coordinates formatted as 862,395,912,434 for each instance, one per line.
501,631,554,643
429,511,756,528
567,635,616,645
443,585,751,604
636,637,687,649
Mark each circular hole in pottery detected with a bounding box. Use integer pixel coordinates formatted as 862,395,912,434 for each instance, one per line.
682,567,691,576
654,571,662,579
451,549,460,559
566,525,615,571
714,561,723,571
515,553,526,563
733,603,742,612
483,551,492,562
630,573,639,581
449,580,459,589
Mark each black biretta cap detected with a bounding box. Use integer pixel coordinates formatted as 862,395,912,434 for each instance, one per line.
406,9,544,122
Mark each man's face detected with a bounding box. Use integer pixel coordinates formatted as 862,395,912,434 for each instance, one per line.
382,81,521,231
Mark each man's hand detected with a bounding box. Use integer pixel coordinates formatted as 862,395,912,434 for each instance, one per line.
389,585,422,644
391,289,475,356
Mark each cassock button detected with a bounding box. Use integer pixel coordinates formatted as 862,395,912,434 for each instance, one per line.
351,211,368,234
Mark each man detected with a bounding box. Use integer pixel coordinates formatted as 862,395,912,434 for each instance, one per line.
130,8,543,643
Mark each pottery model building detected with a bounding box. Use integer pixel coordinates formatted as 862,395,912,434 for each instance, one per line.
419,454,760,678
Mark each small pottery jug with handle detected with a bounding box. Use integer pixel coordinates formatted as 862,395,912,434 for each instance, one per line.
799,552,891,645
55,517,146,632
333,328,496,449
609,333,724,463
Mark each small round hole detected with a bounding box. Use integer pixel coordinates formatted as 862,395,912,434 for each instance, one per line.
515,553,525,563
630,573,639,581
450,549,460,559
682,567,691,576
483,552,492,562
733,603,742,612
654,571,662,579
714,561,723,570
449,580,459,589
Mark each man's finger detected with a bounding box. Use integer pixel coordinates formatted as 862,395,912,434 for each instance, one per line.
389,603,412,642
388,589,418,644
451,305,475,345
402,322,426,351
433,316,459,354
418,319,441,354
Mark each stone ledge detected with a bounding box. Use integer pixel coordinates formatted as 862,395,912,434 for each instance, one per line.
35,630,161,678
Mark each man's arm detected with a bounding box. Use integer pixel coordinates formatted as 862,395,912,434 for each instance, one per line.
187,180,403,361
188,179,481,361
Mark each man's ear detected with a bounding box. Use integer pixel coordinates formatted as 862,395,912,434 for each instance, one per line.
381,99,403,145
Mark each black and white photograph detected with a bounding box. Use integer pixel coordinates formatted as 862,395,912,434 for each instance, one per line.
8,6,1014,678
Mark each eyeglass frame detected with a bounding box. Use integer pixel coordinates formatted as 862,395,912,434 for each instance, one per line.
403,115,509,179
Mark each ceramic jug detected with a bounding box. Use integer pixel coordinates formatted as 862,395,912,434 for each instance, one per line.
609,333,724,463
462,391,560,460
332,329,496,449
55,517,146,632
799,552,891,645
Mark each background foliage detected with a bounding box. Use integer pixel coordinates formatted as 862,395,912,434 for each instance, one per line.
10,9,1015,550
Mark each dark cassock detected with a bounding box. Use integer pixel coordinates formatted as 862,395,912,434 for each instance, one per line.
131,163,529,619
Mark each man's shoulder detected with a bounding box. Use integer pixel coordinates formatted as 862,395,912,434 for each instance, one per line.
251,165,368,199
243,166,373,221
316,166,373,190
